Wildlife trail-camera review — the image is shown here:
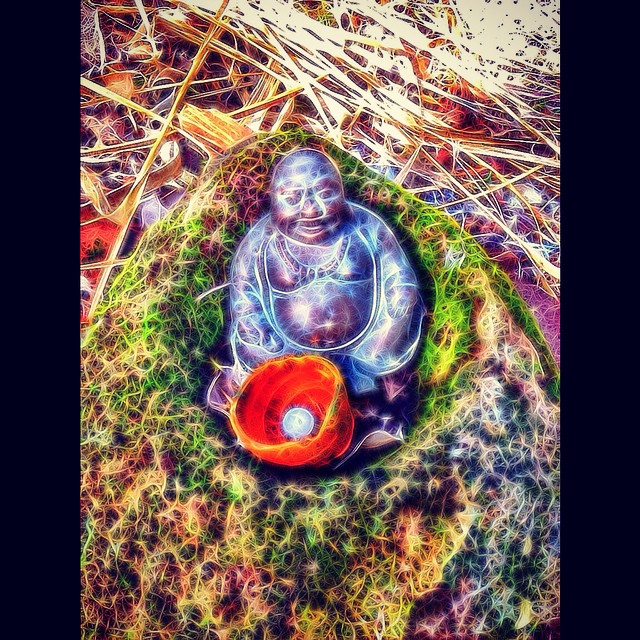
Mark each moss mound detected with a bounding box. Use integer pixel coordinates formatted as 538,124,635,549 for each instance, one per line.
81,129,559,640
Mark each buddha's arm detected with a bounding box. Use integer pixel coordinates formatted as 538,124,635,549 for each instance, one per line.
349,213,425,376
229,223,286,370
381,250,422,321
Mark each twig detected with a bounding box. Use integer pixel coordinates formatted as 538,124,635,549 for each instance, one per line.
87,22,222,322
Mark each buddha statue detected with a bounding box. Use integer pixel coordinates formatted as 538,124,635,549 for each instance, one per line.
210,148,426,462
229,149,425,391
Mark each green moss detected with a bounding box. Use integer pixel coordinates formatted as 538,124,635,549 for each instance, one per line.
81,128,559,639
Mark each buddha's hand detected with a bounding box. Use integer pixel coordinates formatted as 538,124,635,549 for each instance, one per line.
385,280,420,320
236,316,284,351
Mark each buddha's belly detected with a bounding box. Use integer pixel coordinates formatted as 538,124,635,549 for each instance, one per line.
272,280,374,349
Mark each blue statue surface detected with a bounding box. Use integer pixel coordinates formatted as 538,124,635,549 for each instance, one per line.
227,149,425,394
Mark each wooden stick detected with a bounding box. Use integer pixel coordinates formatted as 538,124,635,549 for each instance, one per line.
87,22,221,322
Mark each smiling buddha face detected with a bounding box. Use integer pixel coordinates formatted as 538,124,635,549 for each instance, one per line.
269,149,351,245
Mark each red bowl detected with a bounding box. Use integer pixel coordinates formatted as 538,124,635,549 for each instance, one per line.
229,355,354,467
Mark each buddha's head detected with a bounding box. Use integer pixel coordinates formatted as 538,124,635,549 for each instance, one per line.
270,149,351,245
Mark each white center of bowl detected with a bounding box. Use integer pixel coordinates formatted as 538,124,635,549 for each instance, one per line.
282,407,315,439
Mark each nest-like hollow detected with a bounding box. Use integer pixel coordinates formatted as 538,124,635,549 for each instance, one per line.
80,0,560,361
